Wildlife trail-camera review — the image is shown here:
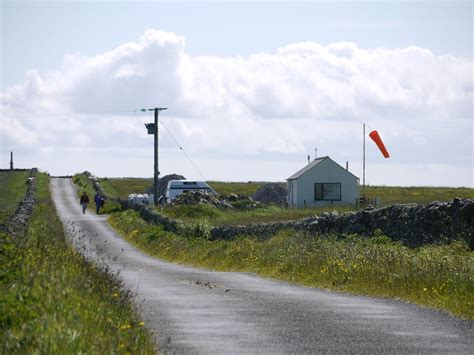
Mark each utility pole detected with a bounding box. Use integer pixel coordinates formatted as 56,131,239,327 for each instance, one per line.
144,107,167,206
362,122,366,194
10,151,13,170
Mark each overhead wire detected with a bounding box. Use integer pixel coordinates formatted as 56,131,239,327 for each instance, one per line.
2,108,209,181
158,117,207,181
2,109,140,119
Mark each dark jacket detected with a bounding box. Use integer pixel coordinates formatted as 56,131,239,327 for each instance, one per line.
80,194,90,204
94,194,102,204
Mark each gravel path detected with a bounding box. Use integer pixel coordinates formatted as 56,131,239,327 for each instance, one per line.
50,178,473,354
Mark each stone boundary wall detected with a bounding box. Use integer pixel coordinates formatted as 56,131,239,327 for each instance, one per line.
1,168,38,237
0,168,31,172
127,198,474,247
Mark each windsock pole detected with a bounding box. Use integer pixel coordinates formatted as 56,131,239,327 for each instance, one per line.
363,123,366,193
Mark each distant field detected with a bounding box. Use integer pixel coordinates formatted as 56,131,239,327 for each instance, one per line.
107,178,153,199
363,186,474,206
207,181,266,196
78,176,474,226
104,177,473,205
105,178,265,198
0,170,30,224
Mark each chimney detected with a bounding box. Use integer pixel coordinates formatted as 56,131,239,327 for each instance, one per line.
10,151,13,170
346,161,349,171
307,155,310,164
314,148,317,160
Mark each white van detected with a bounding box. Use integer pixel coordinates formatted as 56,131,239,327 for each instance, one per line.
165,180,216,202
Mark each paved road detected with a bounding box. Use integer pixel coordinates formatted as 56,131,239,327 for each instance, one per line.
50,178,472,354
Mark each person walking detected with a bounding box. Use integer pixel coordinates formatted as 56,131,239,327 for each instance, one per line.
80,192,90,214
94,192,103,214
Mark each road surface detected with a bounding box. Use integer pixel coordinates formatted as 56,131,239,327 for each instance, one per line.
50,178,472,354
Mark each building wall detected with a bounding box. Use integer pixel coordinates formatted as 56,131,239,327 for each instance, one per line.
288,158,359,208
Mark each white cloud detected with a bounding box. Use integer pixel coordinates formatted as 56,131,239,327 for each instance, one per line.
0,29,472,186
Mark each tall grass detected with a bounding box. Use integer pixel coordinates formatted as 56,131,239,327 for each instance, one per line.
0,174,156,353
109,210,474,320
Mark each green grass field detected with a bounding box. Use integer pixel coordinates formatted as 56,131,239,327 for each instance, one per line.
109,210,474,320
363,185,474,206
78,175,474,227
103,179,265,199
0,170,30,224
0,172,156,353
107,178,154,199
159,204,353,226
207,181,265,196
84,175,474,208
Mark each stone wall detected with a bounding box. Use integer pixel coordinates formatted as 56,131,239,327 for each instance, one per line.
1,168,38,237
128,198,474,248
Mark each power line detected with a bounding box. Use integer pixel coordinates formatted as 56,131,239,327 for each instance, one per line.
3,107,209,181
2,109,145,120
158,117,207,181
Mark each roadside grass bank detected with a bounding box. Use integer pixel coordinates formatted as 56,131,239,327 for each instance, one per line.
0,170,30,224
109,209,474,320
0,173,156,353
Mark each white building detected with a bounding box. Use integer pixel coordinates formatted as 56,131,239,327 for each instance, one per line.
287,156,359,208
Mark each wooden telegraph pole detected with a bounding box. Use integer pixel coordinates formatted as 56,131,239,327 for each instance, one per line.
145,107,167,206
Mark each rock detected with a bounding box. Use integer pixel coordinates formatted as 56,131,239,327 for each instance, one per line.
251,183,287,206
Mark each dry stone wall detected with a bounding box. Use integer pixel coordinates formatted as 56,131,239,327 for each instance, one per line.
129,198,474,248
1,168,38,237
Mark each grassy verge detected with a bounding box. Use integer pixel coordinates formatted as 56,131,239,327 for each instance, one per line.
0,173,156,353
109,210,474,320
0,171,30,224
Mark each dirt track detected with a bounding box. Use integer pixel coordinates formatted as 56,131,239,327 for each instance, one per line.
50,178,473,354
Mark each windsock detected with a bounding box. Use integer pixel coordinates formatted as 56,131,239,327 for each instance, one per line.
369,130,390,158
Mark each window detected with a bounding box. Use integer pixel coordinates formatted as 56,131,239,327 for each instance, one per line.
314,183,341,201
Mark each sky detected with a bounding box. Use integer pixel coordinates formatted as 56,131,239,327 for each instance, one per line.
1,0,473,187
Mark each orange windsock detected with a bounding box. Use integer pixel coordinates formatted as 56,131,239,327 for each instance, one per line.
369,130,390,158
